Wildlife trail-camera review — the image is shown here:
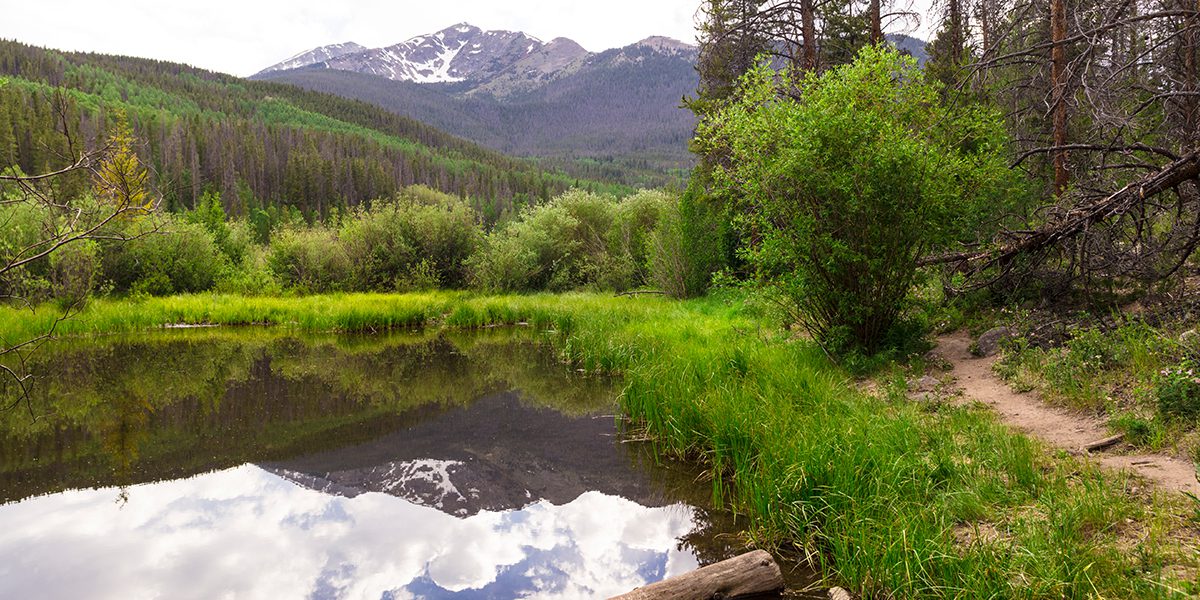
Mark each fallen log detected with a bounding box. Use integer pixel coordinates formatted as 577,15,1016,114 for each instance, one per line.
609,550,784,600
919,149,1200,272
1083,433,1125,453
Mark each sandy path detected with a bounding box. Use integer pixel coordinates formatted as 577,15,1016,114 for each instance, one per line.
936,332,1200,496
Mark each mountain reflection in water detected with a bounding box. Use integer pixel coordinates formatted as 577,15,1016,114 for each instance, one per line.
1,465,700,599
0,330,797,599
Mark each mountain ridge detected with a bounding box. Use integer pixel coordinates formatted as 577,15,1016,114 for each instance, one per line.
253,23,697,97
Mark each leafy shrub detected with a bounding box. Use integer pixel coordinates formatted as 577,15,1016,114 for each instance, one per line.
394,189,482,289
469,189,673,293
607,190,672,291
214,244,280,296
0,200,53,302
267,226,350,293
469,201,581,292
339,189,482,291
49,240,100,306
103,217,227,296
1156,363,1200,422
696,46,1016,351
648,183,730,298
339,203,417,291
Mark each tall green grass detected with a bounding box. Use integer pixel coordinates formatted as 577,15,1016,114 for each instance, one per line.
0,292,1195,598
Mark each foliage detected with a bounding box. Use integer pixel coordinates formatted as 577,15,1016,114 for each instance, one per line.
48,239,99,306
266,226,351,294
1156,362,1200,423
91,112,151,213
648,179,732,298
468,189,672,293
0,198,53,302
697,46,1016,352
102,216,228,296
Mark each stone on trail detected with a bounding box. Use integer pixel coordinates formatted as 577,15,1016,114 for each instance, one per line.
974,326,1014,357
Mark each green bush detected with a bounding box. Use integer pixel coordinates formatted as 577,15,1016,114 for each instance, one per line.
103,217,227,296
696,45,1016,352
1156,363,1200,422
393,189,482,289
0,199,53,302
468,189,672,293
339,203,417,291
339,188,482,291
648,182,730,298
49,239,100,306
267,226,350,293
214,244,280,296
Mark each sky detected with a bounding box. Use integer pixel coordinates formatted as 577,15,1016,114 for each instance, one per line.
1,0,937,78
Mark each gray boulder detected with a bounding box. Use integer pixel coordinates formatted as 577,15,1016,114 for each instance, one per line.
974,326,1014,357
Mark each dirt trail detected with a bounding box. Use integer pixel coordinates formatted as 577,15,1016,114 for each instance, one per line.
936,332,1200,496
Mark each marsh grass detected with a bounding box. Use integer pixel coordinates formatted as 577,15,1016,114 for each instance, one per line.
1,292,1197,597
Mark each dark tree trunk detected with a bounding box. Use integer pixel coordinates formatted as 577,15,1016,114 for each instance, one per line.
870,0,883,44
1051,0,1070,196
801,0,818,70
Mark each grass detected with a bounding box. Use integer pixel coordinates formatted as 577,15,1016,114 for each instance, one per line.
2,291,1198,598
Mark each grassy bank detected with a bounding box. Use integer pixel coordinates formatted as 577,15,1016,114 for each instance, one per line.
2,292,1197,598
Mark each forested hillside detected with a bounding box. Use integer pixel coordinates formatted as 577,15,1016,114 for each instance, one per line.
0,40,620,224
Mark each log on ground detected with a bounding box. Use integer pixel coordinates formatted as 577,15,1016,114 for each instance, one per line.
609,549,784,600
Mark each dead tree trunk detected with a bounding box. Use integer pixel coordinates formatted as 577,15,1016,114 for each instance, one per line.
609,550,784,600
1051,0,1070,195
920,149,1200,272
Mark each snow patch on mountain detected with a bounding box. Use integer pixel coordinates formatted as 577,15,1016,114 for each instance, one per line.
258,42,367,75
253,23,694,89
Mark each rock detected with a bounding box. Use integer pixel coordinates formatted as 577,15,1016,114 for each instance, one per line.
828,587,853,600
974,327,1014,357
910,375,940,393
1181,329,1198,346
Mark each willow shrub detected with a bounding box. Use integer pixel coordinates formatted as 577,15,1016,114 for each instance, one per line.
469,190,672,293
697,46,1018,352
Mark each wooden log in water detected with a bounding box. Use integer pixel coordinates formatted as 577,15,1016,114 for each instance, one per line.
609,549,784,600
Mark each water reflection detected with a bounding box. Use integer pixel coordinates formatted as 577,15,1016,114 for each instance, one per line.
0,330,800,599
0,465,700,599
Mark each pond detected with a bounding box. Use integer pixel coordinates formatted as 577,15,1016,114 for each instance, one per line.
0,329,818,599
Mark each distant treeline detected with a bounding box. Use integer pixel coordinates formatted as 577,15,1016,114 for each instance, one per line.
0,182,724,303
0,39,625,225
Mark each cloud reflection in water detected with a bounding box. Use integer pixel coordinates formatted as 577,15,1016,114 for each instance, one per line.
0,464,702,600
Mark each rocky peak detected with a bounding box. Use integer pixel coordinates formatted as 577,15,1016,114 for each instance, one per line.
257,41,367,75
635,36,697,55
252,24,698,90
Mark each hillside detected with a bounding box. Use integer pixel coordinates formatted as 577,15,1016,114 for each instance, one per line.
0,39,622,223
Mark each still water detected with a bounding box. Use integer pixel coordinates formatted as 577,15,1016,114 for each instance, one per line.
0,329,808,599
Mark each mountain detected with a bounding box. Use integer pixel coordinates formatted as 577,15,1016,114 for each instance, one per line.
254,25,700,187
887,33,930,65
254,23,595,91
0,40,624,224
254,26,926,189
257,41,368,76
